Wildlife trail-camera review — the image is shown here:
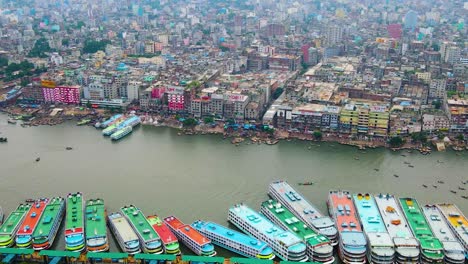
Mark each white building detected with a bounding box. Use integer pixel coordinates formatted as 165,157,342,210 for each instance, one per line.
127,81,141,101
429,79,447,99
325,25,343,46
422,114,450,131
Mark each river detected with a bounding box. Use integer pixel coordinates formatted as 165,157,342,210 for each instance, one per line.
0,113,467,260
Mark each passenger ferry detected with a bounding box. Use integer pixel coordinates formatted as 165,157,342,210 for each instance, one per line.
192,220,275,260
374,194,420,263
268,181,338,244
164,216,216,256
327,191,367,264
228,203,308,262
85,199,109,252
108,212,141,254
100,114,123,128
65,192,85,251
352,193,395,264
31,197,65,250
0,204,31,248
147,215,180,254
260,200,334,263
111,126,133,141
422,205,465,264
121,205,163,254
437,204,468,262
16,198,49,248
399,197,444,263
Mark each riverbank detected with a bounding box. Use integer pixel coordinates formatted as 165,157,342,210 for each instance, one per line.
1,105,467,153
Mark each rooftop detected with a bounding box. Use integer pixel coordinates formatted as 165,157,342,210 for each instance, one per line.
374,194,414,239
229,204,303,247
85,199,107,239
436,204,468,247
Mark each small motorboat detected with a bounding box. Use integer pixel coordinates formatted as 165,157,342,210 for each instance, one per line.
450,190,457,194
25,199,35,203
65,147,73,150
461,196,468,199
433,185,438,188
35,157,40,162
458,187,466,191
393,174,399,178
408,165,414,168
422,185,428,188
437,180,445,184
374,168,379,171
7,119,17,124
400,154,407,157
298,182,314,186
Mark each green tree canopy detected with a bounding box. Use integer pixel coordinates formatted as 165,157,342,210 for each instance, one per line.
83,39,110,54
389,136,405,148
28,37,52,58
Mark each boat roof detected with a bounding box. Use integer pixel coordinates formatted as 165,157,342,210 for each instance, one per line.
436,204,468,249
121,206,160,243
65,193,84,234
147,215,178,244
328,191,362,232
102,114,123,125
260,200,330,247
192,220,269,251
0,204,31,235
85,199,107,239
374,194,415,239
269,181,326,225
229,204,303,247
17,199,49,235
32,197,65,238
422,205,460,243
399,198,443,250
164,216,211,246
353,194,388,233
108,212,139,242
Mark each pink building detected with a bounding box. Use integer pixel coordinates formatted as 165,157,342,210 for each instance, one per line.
166,86,185,111
42,86,81,104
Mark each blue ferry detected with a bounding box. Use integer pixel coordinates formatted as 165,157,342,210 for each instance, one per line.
353,193,395,263
228,203,308,262
192,220,275,260
268,181,338,245
100,114,123,128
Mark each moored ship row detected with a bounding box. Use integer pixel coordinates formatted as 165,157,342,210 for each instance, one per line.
260,200,334,263
32,197,65,250
228,203,308,262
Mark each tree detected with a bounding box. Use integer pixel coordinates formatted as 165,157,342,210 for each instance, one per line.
86,100,92,108
204,117,214,124
182,118,198,127
0,57,8,67
432,100,442,109
272,88,284,99
62,39,70,46
28,37,52,58
83,39,110,54
411,132,427,143
456,134,465,142
389,136,405,148
313,131,323,140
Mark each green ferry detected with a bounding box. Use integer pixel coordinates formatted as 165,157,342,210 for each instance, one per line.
85,199,109,252
65,192,85,252
0,204,31,248
260,200,334,264
399,197,444,263
121,205,163,254
32,197,65,250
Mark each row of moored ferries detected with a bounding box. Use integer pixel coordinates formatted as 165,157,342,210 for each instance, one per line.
95,114,141,141
0,184,467,264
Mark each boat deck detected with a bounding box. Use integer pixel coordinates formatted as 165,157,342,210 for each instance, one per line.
108,213,139,243
192,220,268,251
437,204,468,249
229,204,303,247
164,216,210,246
328,191,362,232
121,206,159,242
32,197,64,238
260,200,330,247
399,198,443,250
0,204,31,235
17,199,49,235
147,216,177,244
85,199,107,239
374,194,415,239
422,205,460,243
65,193,84,235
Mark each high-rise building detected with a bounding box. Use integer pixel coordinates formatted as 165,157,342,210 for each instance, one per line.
325,25,343,46
404,10,418,31
429,79,447,99
127,81,141,101
444,46,461,64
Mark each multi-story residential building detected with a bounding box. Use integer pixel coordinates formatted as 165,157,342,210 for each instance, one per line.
368,105,390,137
422,113,450,132
127,81,141,101
268,55,301,71
339,104,359,134
165,86,186,112
429,79,447,99
415,72,431,84
42,85,81,104
83,82,104,100
325,25,343,46
223,93,249,121
447,99,468,133
321,106,341,132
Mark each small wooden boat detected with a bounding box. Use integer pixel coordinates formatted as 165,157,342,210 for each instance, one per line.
461,196,468,199
298,182,314,186
35,157,40,162
422,185,428,188
458,187,466,191
65,147,73,150
400,154,407,157
433,185,438,188
25,199,35,203
393,174,399,178
437,180,444,184
408,165,414,168
374,168,379,171
450,190,457,194
404,161,410,165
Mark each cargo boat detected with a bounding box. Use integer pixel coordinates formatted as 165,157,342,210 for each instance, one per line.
352,193,395,263
65,192,85,251
100,114,123,128
399,197,444,263
164,216,216,256
31,197,65,250
0,204,31,248
121,205,163,254
192,220,275,260
108,212,141,254
374,194,420,263
85,199,109,252
268,181,338,244
422,205,465,263
260,200,334,263
147,215,180,254
327,191,367,264
16,198,49,248
437,204,468,261
228,203,308,262
111,126,133,141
